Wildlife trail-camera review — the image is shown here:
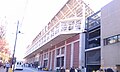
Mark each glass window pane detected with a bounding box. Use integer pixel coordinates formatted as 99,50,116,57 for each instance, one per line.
68,21,74,30
118,35,120,42
61,47,65,54
61,57,64,67
44,60,48,67
56,57,60,67
20,62,21,65
75,20,81,30
108,36,117,44
57,49,60,55
88,38,100,48
17,62,19,65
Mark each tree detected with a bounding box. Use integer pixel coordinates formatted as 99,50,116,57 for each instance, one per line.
0,25,10,63
0,25,5,38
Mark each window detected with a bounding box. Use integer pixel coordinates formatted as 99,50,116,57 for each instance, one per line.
118,35,120,42
55,25,59,34
88,38,100,48
44,54,46,58
44,53,48,58
68,21,74,30
61,22,67,31
57,49,60,55
105,36,117,45
56,57,64,67
89,29,100,39
17,62,19,65
86,49,100,65
61,56,64,67
51,29,54,37
46,53,48,58
61,47,65,54
47,32,50,40
104,34,120,45
75,20,81,30
109,36,117,44
56,57,60,67
44,35,46,42
44,60,48,67
20,62,21,65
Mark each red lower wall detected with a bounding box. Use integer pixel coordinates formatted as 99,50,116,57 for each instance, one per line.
66,44,71,69
73,41,79,68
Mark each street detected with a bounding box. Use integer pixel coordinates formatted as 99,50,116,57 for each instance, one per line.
14,67,53,72
14,68,35,72
0,67,53,72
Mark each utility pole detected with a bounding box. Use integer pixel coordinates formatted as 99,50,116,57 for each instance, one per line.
11,20,20,72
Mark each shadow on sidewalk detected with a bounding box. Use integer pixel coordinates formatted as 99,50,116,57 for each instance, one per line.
25,67,54,72
0,66,6,72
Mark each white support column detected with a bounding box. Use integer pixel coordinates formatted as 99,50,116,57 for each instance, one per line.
39,54,41,66
79,3,86,72
54,47,57,70
40,54,42,66
47,51,49,68
50,51,52,70
42,53,44,67
38,53,40,66
64,41,67,69
70,42,74,67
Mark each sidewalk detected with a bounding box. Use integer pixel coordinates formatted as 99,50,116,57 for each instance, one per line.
25,67,54,72
0,66,5,72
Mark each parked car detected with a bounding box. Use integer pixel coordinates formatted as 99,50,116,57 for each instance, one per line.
14,61,23,70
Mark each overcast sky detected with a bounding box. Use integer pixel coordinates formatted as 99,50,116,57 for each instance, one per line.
0,0,112,60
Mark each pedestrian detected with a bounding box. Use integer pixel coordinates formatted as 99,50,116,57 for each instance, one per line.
65,68,69,72
61,67,65,72
99,69,104,72
38,65,40,70
5,62,10,72
77,68,81,72
3,63,5,69
56,68,59,72
70,67,75,72
92,70,95,72
75,68,77,72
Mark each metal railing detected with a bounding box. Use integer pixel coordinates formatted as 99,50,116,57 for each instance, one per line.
25,17,82,56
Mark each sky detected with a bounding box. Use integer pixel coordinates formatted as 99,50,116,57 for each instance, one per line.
0,0,112,60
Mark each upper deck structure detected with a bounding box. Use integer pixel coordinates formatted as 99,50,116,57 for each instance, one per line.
25,0,94,58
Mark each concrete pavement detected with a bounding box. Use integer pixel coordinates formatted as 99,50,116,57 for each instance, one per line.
0,66,6,72
24,67,54,72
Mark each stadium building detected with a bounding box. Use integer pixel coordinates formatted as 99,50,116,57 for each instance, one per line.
24,0,94,71
24,0,120,72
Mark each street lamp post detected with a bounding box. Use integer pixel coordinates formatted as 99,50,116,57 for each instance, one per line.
12,20,20,72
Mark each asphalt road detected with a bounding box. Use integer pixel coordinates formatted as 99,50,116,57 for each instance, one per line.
0,67,53,72
14,67,38,72
14,67,53,72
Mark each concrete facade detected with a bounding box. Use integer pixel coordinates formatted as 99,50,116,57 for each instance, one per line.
101,0,120,71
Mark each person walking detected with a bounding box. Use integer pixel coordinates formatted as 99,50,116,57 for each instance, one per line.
70,67,75,72
5,62,10,72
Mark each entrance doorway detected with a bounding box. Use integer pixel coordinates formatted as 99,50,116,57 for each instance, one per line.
86,65,100,72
